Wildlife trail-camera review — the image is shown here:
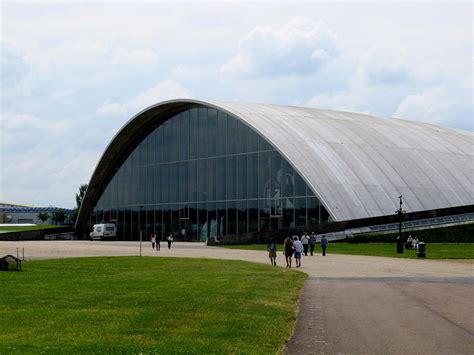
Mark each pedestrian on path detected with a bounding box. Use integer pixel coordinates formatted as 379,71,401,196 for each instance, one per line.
167,233,173,250
309,232,317,256
321,235,328,256
301,232,310,256
293,236,303,268
284,237,294,268
151,234,156,250
267,237,277,266
155,233,160,251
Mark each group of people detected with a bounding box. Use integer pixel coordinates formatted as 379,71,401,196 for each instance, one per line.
267,233,328,268
150,233,174,250
405,235,420,250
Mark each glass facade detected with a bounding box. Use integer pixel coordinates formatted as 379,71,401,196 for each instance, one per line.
88,107,332,241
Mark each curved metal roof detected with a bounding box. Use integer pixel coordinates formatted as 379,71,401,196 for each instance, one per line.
77,99,473,228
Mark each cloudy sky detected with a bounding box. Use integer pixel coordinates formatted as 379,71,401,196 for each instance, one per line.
1,1,472,208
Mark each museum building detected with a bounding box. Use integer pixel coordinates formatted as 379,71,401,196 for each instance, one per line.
76,99,473,241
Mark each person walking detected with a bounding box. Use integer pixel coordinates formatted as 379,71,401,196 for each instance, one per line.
267,237,277,266
283,237,294,268
321,235,328,256
151,233,156,250
167,233,173,250
301,232,310,256
293,236,303,268
155,233,160,251
309,232,317,256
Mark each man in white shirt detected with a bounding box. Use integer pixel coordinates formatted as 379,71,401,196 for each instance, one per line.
301,232,310,256
293,236,304,268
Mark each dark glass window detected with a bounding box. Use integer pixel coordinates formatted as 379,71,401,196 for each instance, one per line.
295,197,306,226
226,114,237,155
307,197,320,226
226,156,236,200
148,130,156,165
237,155,247,199
259,199,270,231
248,200,259,232
171,115,180,162
198,108,207,158
237,200,247,234
216,202,226,238
216,111,227,156
247,127,259,152
156,126,163,163
227,200,237,235
198,160,207,201
180,111,189,160
237,120,248,154
189,108,198,159
271,151,282,199
247,153,258,198
207,158,216,201
282,160,294,197
163,121,172,163
154,165,161,204
258,152,270,200
282,197,294,228
188,160,197,203
216,157,226,200
294,171,306,197
162,164,169,203
208,109,217,157
179,162,188,203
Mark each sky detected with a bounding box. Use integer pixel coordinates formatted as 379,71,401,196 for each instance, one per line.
0,1,472,208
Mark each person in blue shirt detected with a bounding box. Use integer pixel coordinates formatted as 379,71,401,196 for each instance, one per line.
320,235,328,256
267,237,277,266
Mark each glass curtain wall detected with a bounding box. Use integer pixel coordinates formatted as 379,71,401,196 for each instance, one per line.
90,106,331,240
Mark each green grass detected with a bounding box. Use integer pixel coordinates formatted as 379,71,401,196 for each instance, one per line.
0,224,62,232
220,243,474,259
0,257,306,354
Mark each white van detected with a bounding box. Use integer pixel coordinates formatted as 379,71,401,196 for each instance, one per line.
90,223,117,240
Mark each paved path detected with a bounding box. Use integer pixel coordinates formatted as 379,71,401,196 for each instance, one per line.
1,241,473,354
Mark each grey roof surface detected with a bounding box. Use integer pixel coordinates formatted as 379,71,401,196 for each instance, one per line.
207,100,473,221
77,99,473,227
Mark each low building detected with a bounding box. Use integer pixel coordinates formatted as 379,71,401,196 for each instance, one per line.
0,203,73,225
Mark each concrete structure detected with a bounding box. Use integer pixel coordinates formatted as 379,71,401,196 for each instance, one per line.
76,99,474,240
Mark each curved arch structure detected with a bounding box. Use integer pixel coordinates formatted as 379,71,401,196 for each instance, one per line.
77,99,473,236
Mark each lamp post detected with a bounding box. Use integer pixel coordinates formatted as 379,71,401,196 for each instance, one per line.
395,195,406,253
139,205,143,256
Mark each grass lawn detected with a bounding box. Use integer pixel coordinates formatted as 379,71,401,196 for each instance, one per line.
0,224,63,232
221,243,474,259
0,257,306,354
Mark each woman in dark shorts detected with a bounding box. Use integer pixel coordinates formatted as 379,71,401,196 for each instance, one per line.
284,237,294,268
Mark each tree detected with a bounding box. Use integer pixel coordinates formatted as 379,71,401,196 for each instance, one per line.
76,184,88,209
52,209,67,225
37,212,50,224
72,184,88,224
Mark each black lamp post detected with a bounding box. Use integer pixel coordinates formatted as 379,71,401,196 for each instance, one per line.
395,195,406,253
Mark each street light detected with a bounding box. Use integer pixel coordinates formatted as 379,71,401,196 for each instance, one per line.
395,195,406,253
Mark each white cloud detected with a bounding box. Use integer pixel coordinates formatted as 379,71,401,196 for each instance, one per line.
110,48,158,66
96,80,192,116
358,44,411,85
393,85,473,129
221,17,339,78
